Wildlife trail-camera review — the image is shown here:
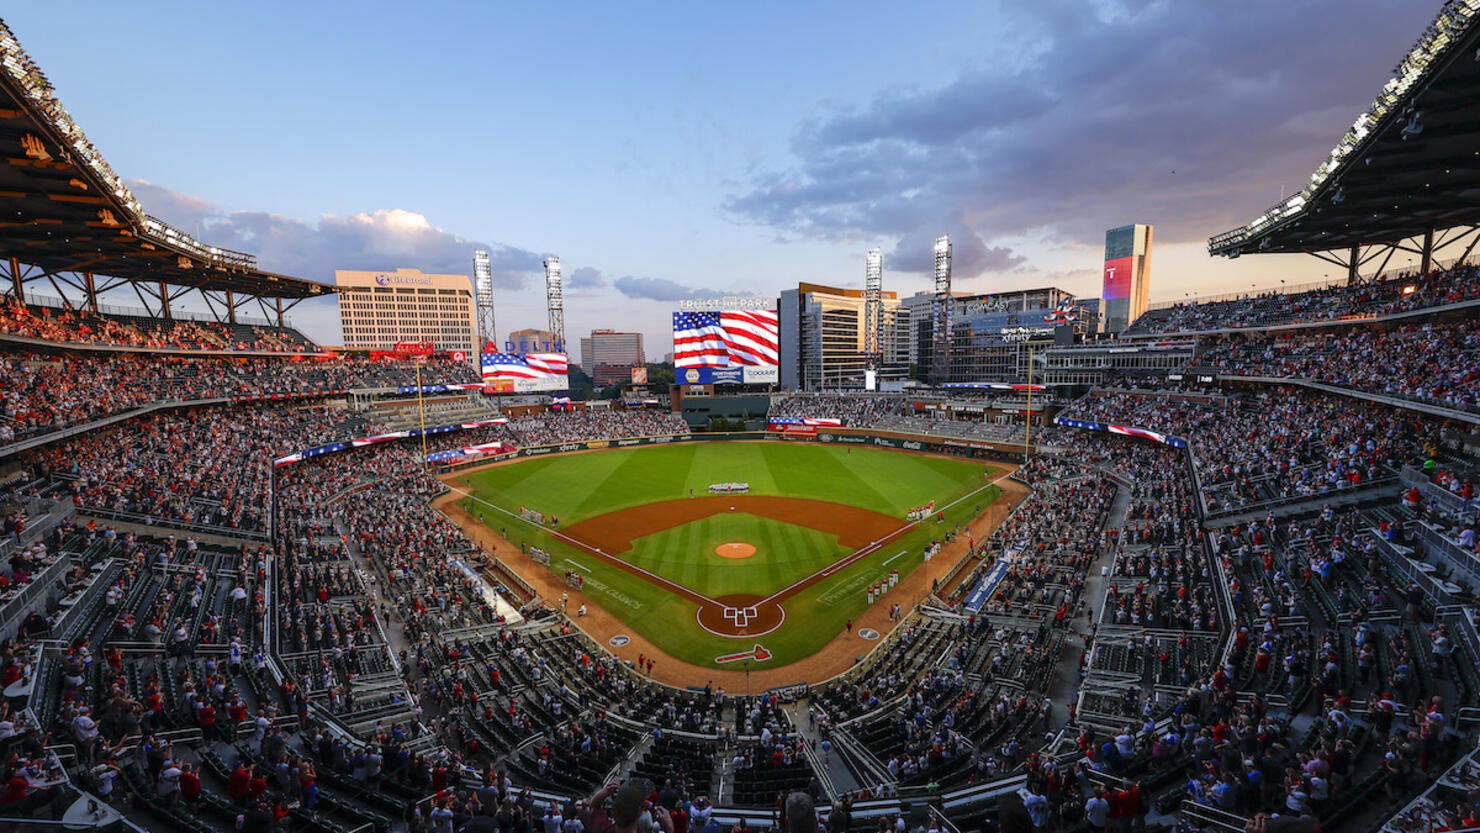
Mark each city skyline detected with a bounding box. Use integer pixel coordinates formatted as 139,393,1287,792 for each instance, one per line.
0,0,1447,349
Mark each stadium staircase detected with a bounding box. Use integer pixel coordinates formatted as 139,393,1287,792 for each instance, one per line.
782,700,863,795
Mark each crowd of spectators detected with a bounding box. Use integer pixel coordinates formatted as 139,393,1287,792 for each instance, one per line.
1198,318,1480,413
768,393,1035,443
1060,388,1442,514
767,394,901,426
1,351,478,444
1027,418,1480,833
7,346,1480,833
35,404,368,533
495,409,689,445
1128,263,1480,334
0,300,317,352
19,400,690,540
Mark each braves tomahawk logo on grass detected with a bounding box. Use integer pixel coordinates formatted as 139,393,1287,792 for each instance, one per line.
716,645,772,664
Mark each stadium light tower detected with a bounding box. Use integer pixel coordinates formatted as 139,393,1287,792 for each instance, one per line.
543,255,565,350
864,247,883,371
473,249,496,352
931,235,952,383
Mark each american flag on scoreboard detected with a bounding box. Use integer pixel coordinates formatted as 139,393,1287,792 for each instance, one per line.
481,352,569,381
673,310,779,368
720,309,779,365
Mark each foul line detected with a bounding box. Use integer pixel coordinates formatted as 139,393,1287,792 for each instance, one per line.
444,485,725,608
882,550,908,566
754,471,1014,608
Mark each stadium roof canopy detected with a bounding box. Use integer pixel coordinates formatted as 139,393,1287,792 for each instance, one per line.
1208,0,1480,276
0,20,330,320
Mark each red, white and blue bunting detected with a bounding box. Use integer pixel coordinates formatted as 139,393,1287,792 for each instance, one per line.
768,416,844,427
940,382,1048,391
425,441,513,464
393,383,486,394
1052,416,1187,449
273,417,510,468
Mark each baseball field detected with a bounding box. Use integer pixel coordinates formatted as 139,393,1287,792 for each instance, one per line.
443,441,1004,674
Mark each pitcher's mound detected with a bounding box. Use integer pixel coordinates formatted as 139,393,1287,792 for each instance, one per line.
715,542,756,559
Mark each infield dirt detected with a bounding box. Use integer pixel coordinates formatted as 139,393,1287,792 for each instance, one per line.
562,495,903,554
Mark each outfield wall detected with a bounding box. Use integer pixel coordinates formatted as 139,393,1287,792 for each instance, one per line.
435,428,1028,474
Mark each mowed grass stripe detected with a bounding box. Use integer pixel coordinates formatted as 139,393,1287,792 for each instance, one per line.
761,444,895,514
671,514,704,589
573,443,695,518
713,443,781,494
775,521,814,589
474,451,625,518
890,453,984,505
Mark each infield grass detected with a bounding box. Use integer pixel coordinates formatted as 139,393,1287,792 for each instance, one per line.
453,441,1001,672
625,513,848,598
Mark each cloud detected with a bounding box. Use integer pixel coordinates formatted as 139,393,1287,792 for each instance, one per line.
726,0,1436,271
567,267,606,289
127,179,543,290
888,227,1027,277
613,275,740,302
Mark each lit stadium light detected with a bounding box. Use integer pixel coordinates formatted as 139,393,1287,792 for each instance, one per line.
1210,0,1480,254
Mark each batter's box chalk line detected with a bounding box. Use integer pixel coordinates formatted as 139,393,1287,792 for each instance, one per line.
723,606,761,627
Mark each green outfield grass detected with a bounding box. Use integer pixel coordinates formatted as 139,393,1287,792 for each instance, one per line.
453,441,1002,673
460,441,980,521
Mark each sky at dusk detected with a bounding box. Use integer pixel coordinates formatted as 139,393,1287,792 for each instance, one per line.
1,0,1448,350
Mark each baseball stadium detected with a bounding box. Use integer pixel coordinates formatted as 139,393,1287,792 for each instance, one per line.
3,5,1480,833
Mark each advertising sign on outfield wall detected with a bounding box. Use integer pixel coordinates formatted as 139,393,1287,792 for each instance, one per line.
435,429,1020,474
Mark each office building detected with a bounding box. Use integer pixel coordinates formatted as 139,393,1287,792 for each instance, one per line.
944,287,1091,383
506,328,564,354
1101,224,1153,333
584,329,646,386
336,268,477,352
778,283,908,390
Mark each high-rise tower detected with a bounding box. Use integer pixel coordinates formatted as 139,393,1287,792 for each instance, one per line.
930,235,952,383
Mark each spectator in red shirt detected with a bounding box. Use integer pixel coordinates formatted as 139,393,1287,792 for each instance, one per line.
179,763,202,813
228,762,252,805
